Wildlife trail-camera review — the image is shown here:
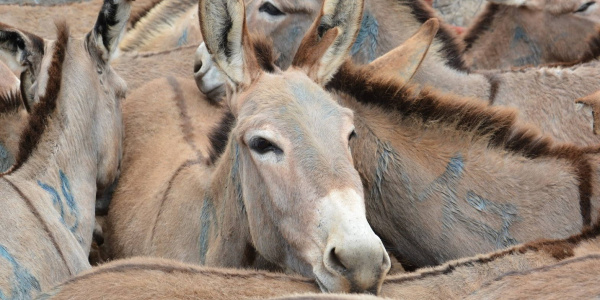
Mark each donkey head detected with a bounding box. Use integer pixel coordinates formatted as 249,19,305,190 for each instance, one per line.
0,0,130,191
200,0,390,294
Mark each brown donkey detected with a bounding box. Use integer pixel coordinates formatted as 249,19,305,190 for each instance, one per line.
201,19,600,268
109,0,390,294
0,0,129,297
463,0,600,70
39,224,600,299
194,0,600,149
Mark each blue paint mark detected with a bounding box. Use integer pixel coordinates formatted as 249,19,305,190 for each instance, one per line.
0,244,41,300
511,26,541,66
177,28,189,47
37,171,81,243
37,181,64,220
0,142,14,173
416,153,519,248
198,195,216,265
351,12,379,62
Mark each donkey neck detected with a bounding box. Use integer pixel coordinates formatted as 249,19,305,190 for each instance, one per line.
5,51,100,254
358,0,491,100
330,69,596,267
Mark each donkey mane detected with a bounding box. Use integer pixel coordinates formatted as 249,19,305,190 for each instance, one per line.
328,61,594,226
208,110,234,165
403,0,468,71
2,22,69,175
120,0,197,51
462,3,500,52
386,220,600,284
0,90,23,114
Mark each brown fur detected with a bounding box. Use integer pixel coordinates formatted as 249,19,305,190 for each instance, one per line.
403,0,468,71
2,21,68,175
462,0,600,69
327,58,600,267
0,0,103,38
40,228,600,299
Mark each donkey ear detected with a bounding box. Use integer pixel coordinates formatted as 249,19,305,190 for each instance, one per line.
88,0,132,64
0,23,45,75
0,23,45,112
292,0,364,85
367,18,439,83
199,0,258,89
576,90,600,135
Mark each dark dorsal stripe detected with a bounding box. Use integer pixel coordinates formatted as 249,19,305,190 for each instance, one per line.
60,261,314,288
462,3,500,52
329,61,592,226
2,177,73,274
475,253,600,291
2,22,68,176
386,221,600,284
403,0,469,71
0,90,23,114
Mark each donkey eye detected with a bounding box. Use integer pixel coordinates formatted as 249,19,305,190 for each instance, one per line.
575,1,595,13
348,130,357,141
249,137,283,155
259,2,284,16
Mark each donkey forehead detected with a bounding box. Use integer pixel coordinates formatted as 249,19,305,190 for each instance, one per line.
240,72,353,131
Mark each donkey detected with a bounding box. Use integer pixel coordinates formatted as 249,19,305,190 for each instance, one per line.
462,0,600,70
196,18,600,268
0,0,129,296
109,0,389,294
39,224,600,299
194,0,600,147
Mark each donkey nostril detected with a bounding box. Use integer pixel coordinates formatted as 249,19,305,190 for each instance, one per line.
327,247,348,273
193,61,202,73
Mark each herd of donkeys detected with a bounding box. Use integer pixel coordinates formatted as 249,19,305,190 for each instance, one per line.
2,0,600,298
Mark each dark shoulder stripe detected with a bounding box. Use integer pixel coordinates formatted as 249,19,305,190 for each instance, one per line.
385,221,600,284
208,110,234,165
4,22,68,175
403,0,468,71
150,159,202,244
2,178,72,274
166,76,207,164
462,3,500,52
